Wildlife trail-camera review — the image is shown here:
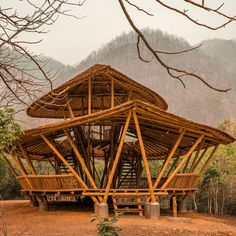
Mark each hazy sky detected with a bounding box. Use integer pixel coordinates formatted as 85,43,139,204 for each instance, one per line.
2,0,236,65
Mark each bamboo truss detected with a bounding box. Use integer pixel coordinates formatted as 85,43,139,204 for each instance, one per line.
4,64,234,215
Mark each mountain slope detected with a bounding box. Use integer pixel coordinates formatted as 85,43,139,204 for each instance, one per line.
14,29,236,128
74,29,235,127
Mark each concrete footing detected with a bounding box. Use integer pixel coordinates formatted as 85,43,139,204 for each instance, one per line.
30,197,39,207
94,203,109,218
39,202,49,212
144,202,160,219
177,198,187,213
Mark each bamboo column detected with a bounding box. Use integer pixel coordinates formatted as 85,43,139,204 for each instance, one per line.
182,152,192,173
199,145,219,176
161,134,205,189
153,129,185,189
66,101,87,178
166,154,181,178
133,110,155,203
172,196,177,217
102,110,132,203
189,139,205,171
5,147,32,189
67,100,74,119
111,78,114,108
127,90,133,101
88,78,92,115
191,147,209,172
18,143,37,175
63,128,103,201
41,134,98,203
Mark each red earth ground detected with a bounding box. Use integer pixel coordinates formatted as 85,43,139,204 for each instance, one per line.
1,200,236,236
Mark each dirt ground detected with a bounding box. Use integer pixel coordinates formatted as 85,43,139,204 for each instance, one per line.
1,200,236,236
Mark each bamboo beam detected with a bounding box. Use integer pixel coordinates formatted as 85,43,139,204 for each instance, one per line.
16,156,28,175
40,134,98,203
166,155,181,177
67,100,75,119
127,90,133,101
88,78,91,115
63,129,103,201
64,105,88,173
161,134,205,189
153,129,185,189
5,147,32,189
133,110,155,203
190,139,205,172
87,124,91,175
18,143,37,175
182,152,192,173
102,110,132,203
191,147,209,172
111,78,114,108
199,145,219,176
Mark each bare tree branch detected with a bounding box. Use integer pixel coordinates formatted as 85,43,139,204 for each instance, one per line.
119,0,232,92
125,0,154,16
0,0,85,107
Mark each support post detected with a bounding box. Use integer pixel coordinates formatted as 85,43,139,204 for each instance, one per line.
153,129,185,189
191,147,209,172
161,134,205,189
133,110,155,203
18,143,37,175
190,139,205,172
111,78,114,108
182,152,192,173
39,197,49,212
67,100,75,119
5,147,32,189
127,90,133,101
172,196,177,217
102,110,131,203
199,145,219,176
63,128,103,202
41,134,98,203
88,78,92,115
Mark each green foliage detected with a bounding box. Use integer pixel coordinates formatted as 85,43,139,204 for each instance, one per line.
91,216,122,236
196,118,236,215
0,108,22,152
0,108,22,199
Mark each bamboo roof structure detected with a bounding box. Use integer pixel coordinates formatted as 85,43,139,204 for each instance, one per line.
27,64,168,118
19,100,233,161
3,64,235,217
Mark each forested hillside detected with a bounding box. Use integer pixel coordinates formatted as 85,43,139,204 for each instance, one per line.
74,29,236,127
14,28,236,129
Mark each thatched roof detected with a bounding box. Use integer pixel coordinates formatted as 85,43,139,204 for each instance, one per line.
27,64,168,118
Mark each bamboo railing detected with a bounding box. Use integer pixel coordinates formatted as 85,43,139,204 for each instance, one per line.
16,173,199,194
17,174,82,191
139,173,199,190
163,173,200,189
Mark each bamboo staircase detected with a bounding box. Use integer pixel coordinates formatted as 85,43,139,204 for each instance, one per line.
113,155,144,216
117,157,137,188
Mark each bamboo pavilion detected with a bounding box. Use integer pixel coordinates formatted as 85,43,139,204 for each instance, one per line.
3,64,234,218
